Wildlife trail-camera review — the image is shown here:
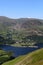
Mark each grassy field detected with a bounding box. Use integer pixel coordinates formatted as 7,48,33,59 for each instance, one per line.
2,48,43,65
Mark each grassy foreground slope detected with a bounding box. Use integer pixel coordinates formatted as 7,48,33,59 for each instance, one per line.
2,48,43,65
2,55,26,65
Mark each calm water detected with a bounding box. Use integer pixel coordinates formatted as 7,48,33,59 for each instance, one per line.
0,45,40,57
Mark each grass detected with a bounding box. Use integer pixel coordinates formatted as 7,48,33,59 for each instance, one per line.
21,48,43,65
31,60,43,65
2,48,43,65
2,55,26,65
31,49,43,63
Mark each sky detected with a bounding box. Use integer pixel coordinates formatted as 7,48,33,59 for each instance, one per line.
0,0,43,19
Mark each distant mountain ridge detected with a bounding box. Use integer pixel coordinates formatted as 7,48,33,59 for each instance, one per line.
0,16,43,31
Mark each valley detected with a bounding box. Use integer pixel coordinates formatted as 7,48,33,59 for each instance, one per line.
0,16,43,65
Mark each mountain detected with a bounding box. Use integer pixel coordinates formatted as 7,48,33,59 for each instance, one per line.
2,48,43,65
0,16,43,32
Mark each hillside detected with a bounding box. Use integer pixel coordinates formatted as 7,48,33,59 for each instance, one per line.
0,16,43,31
2,48,43,65
0,16,43,46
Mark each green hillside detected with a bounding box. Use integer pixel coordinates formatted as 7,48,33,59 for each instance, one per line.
2,48,43,65
0,16,43,46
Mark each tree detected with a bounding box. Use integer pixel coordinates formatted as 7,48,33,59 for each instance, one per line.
0,34,5,44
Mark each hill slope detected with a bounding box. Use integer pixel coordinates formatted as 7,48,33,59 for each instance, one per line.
0,16,43,31
2,48,43,65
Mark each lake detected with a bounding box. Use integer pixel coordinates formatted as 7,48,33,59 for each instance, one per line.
0,44,41,57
